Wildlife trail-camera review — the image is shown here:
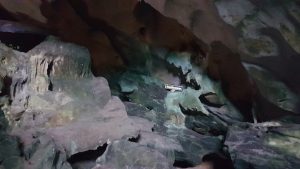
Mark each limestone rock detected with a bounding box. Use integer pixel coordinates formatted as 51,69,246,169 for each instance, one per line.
0,39,154,169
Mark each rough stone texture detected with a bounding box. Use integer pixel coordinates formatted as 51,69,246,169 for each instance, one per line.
185,113,228,136
225,123,300,169
116,69,226,166
244,64,299,113
0,133,23,169
199,92,224,108
119,71,167,113
0,40,154,169
164,51,243,124
215,0,300,54
168,128,222,166
0,41,29,122
0,109,23,169
23,135,72,169
215,0,300,97
95,140,174,169
1,0,300,169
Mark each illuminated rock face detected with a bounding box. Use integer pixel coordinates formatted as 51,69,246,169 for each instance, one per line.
0,40,155,169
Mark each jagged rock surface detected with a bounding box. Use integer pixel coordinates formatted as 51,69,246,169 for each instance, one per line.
0,0,300,169
94,140,174,169
225,123,300,169
0,40,154,169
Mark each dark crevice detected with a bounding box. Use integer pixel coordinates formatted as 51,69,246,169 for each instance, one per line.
0,76,12,97
202,153,235,169
0,32,46,52
146,106,153,110
173,160,194,168
164,58,201,90
179,104,204,116
48,81,53,91
118,94,132,102
47,61,54,77
128,134,141,143
139,27,147,36
67,143,108,167
47,61,54,91
187,78,201,90
12,82,17,98
199,92,224,108
52,151,60,167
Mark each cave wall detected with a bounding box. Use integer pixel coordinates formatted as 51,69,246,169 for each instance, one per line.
0,0,299,122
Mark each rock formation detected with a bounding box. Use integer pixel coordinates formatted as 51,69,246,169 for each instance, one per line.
0,0,300,169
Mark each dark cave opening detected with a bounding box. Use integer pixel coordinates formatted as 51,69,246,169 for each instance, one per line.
47,60,54,91
202,153,235,169
173,159,195,168
0,32,46,52
128,134,141,143
67,143,108,168
0,76,11,97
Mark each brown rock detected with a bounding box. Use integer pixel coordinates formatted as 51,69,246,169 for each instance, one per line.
145,0,238,51
206,41,255,121
0,0,209,75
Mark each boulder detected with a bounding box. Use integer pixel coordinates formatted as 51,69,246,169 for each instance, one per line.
225,123,300,169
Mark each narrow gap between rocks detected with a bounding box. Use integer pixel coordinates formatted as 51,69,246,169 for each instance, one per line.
0,76,12,97
47,60,54,91
199,93,224,108
202,153,235,169
128,134,141,143
173,159,195,168
0,32,46,52
67,143,108,168
164,60,200,90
